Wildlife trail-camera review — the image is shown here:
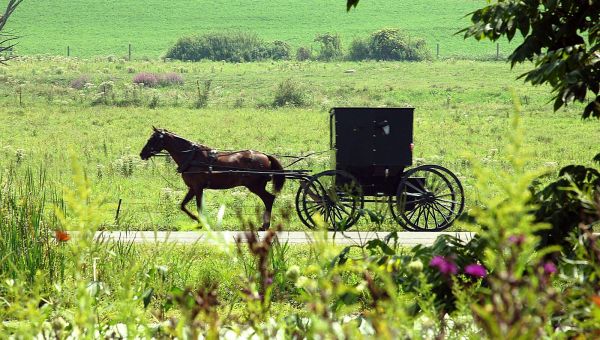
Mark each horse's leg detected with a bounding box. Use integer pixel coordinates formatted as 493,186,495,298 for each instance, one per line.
180,188,199,221
248,183,275,231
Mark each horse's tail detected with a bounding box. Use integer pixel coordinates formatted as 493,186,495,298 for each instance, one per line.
267,155,285,194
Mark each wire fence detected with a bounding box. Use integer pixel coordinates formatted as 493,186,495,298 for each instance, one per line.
6,41,510,61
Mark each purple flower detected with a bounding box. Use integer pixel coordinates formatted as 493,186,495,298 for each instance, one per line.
543,261,557,275
429,255,458,275
508,234,525,246
464,264,487,278
265,277,273,285
133,72,159,87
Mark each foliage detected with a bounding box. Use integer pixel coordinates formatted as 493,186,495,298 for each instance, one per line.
133,72,184,87
295,46,312,61
348,37,370,61
367,29,431,61
0,165,64,282
165,31,289,62
194,79,211,108
272,78,309,107
459,0,600,119
531,159,600,251
0,0,23,64
268,40,291,61
314,33,343,61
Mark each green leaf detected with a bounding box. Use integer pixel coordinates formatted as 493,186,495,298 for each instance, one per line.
142,287,154,309
365,239,395,255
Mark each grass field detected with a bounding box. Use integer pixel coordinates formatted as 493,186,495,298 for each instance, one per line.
0,57,597,231
5,0,515,58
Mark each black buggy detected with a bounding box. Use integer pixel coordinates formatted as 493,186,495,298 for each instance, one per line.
293,107,465,232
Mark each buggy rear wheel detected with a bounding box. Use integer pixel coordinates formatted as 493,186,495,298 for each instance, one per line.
297,170,363,231
389,165,464,231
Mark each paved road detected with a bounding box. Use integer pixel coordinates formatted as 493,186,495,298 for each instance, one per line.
94,231,477,246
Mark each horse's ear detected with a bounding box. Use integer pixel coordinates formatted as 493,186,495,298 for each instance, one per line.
152,126,158,132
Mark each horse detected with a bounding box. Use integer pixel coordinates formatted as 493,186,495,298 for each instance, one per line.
139,127,285,230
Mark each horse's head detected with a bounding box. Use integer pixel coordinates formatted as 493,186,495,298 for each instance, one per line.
140,126,167,160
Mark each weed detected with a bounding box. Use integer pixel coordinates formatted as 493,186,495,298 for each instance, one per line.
273,78,308,107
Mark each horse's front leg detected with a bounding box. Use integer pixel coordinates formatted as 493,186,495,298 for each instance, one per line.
180,188,199,221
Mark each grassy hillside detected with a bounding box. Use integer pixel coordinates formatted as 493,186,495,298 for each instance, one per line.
0,57,597,231
6,0,514,58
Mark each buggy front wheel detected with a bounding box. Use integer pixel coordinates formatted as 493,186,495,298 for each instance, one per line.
389,165,464,231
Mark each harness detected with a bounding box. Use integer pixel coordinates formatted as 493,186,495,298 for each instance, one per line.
177,145,219,174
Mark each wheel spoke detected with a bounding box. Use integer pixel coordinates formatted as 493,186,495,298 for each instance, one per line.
428,205,441,229
433,200,454,214
406,181,426,194
431,202,451,225
436,198,458,205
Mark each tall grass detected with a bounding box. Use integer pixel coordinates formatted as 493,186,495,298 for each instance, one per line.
0,165,64,282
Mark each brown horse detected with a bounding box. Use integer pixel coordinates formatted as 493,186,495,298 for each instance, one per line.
140,127,285,230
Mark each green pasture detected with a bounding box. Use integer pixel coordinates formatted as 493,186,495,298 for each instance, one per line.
6,0,513,58
0,57,597,230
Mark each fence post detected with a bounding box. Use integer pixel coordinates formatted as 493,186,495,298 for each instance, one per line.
128,43,131,61
496,43,499,60
115,198,122,221
67,46,70,57
436,43,439,58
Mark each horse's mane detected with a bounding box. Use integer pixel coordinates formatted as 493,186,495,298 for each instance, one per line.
158,128,207,150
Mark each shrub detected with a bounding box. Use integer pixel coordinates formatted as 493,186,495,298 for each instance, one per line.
348,37,370,61
70,75,91,90
194,80,212,108
295,46,312,61
133,72,184,87
314,33,343,61
133,72,159,87
273,78,308,107
368,28,431,61
269,40,291,60
165,31,272,62
158,72,184,86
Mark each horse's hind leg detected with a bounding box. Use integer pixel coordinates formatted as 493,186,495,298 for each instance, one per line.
248,184,275,231
180,188,199,221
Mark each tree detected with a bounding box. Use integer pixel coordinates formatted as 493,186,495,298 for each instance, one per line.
460,1,599,119
346,0,599,119
0,0,23,64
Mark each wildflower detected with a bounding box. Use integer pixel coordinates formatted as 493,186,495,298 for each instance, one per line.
464,264,487,278
508,234,525,246
543,261,557,275
55,230,70,242
429,255,457,275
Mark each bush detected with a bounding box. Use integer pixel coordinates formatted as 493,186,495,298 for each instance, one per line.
368,28,431,61
70,75,91,90
269,40,291,60
158,72,184,86
348,37,370,61
165,31,278,62
273,79,308,107
133,72,184,87
314,33,343,61
133,72,159,87
295,46,312,61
